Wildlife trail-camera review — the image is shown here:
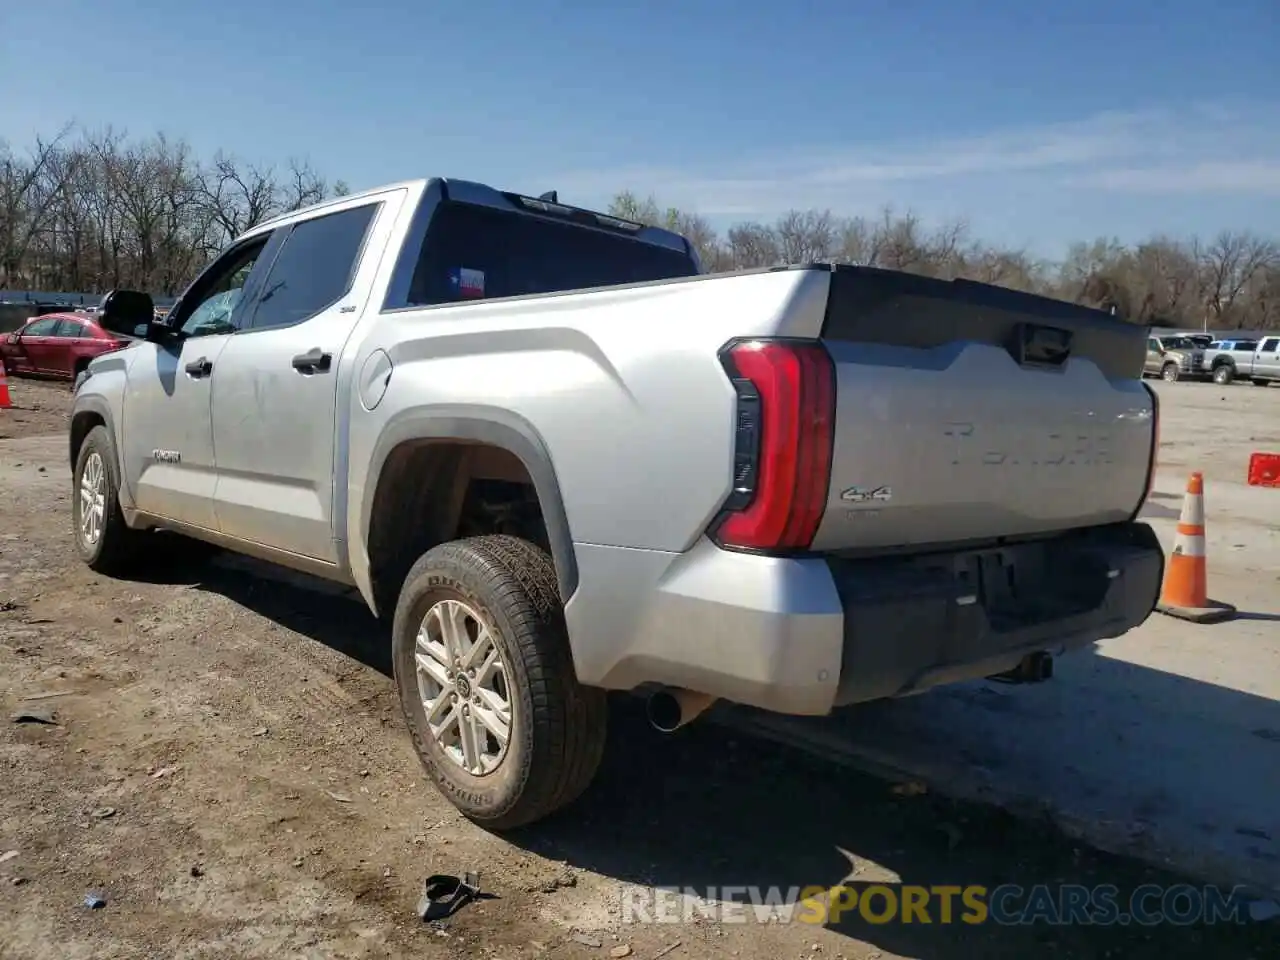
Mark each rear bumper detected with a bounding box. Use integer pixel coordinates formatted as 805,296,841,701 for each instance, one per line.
565,523,1164,716
828,522,1164,706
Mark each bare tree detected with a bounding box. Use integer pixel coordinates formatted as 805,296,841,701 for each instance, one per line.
1200,231,1279,327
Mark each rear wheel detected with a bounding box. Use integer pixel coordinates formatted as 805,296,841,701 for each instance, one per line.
1161,362,1180,382
1212,364,1234,385
391,535,607,830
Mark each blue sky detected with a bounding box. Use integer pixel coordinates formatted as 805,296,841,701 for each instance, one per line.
2,0,1277,257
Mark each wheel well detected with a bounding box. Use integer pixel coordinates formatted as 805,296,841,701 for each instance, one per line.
1212,356,1234,368
74,356,91,373
69,411,105,471
366,440,552,619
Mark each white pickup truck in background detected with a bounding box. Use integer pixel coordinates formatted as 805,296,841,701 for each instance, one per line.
1204,335,1280,386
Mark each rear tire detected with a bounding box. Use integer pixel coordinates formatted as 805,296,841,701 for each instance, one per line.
1161,362,1180,382
73,425,146,574
391,534,607,830
1212,364,1234,385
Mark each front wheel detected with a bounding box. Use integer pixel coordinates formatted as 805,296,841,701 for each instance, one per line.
391,535,607,830
1161,363,1180,382
73,425,146,573
1212,364,1234,385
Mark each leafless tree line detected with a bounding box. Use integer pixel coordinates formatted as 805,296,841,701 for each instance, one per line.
1,124,349,297
3,124,1277,329
610,193,1280,331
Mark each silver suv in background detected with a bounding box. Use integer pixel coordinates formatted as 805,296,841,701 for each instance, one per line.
69,177,1165,829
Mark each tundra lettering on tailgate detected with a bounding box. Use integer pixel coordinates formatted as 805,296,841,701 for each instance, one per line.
943,422,1113,468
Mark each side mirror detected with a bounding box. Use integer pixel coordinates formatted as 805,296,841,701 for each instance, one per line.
97,289,156,339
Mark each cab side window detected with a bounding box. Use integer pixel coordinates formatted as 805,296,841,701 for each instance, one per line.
245,203,378,332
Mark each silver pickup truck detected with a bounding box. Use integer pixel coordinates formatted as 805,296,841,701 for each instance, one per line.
70,178,1164,829
1205,335,1280,386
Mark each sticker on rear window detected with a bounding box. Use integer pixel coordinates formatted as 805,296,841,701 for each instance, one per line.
449,267,486,299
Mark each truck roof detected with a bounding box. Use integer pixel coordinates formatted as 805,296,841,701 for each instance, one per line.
249,177,693,259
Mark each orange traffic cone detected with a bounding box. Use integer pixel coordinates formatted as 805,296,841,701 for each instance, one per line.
0,357,11,409
1155,471,1236,623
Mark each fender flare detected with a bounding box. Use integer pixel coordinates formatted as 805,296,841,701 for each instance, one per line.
360,405,578,604
69,394,120,471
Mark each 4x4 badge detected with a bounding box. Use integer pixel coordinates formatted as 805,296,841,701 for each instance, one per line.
841,485,891,503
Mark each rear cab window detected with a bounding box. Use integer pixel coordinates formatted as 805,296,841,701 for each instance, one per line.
405,199,699,307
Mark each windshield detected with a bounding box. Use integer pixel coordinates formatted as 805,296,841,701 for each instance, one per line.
407,200,699,306
1161,336,1199,349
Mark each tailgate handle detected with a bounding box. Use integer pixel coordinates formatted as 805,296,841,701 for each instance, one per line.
1010,322,1072,368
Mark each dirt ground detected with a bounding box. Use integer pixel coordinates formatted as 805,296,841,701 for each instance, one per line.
1,374,1276,959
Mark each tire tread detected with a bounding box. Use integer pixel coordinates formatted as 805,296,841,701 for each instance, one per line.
393,534,606,830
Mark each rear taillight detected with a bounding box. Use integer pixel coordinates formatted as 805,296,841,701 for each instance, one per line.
710,339,836,553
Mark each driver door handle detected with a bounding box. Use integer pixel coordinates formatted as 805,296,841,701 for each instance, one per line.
184,357,213,378
291,348,332,374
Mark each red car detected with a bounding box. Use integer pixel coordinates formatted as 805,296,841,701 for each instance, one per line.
1,312,130,381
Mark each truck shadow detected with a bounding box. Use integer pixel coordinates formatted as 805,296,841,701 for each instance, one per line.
183,553,1277,959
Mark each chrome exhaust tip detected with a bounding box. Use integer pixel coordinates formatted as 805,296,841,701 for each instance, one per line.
645,688,718,732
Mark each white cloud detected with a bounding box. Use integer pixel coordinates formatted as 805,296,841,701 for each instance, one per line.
1073,161,1280,194
545,102,1280,218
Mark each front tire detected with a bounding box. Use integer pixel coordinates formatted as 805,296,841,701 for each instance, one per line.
73,425,146,574
391,535,607,830
1212,364,1234,385
1161,362,1180,382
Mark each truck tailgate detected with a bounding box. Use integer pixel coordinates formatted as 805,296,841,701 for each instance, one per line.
808,266,1156,553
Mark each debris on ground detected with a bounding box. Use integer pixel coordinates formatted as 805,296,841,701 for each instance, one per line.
90,807,116,820
570,933,603,948
10,706,56,724
417,870,482,922
652,941,682,959
0,851,18,865
610,945,633,957
325,790,353,804
83,892,107,909
252,727,268,737
16,689,78,701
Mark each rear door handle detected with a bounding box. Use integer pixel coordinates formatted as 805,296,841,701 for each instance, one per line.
292,348,332,374
184,357,213,378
